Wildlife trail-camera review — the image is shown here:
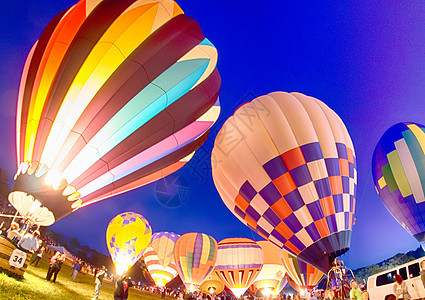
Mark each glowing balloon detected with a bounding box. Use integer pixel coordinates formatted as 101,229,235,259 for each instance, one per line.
143,231,180,286
279,250,324,292
199,272,225,295
10,0,220,225
212,92,356,272
106,212,152,275
214,238,264,297
253,241,287,296
373,122,425,245
174,232,218,291
273,276,288,297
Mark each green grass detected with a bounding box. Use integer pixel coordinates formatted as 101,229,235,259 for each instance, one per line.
0,257,174,300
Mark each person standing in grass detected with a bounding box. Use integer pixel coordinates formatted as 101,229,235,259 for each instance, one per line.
92,265,106,300
47,253,66,283
30,241,44,267
71,260,82,282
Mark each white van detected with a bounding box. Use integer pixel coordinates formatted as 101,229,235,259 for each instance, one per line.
367,256,425,300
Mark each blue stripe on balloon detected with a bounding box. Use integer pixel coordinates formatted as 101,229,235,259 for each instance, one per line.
403,129,425,199
199,38,214,47
192,233,203,269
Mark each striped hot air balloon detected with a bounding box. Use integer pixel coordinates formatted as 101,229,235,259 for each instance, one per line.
106,212,152,275
214,238,264,297
212,92,356,273
143,231,180,286
373,122,425,247
9,0,220,226
174,232,218,291
279,250,324,292
253,241,287,296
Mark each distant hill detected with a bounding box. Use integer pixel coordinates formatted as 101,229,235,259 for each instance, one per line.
352,247,425,283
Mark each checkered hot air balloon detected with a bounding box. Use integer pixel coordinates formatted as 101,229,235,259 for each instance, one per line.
143,231,180,286
173,232,218,291
214,238,264,297
279,250,324,292
9,0,220,226
373,122,425,247
212,92,357,273
106,212,152,275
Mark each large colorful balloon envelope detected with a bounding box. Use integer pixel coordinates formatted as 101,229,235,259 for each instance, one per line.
211,92,356,273
372,122,425,245
214,238,264,297
199,272,225,295
174,232,218,291
252,241,287,296
10,0,221,226
143,231,180,286
279,250,324,292
106,212,152,275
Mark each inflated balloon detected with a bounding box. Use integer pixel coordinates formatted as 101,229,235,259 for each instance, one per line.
279,250,324,292
174,232,218,291
273,276,288,297
143,231,180,286
212,92,356,272
373,122,425,245
253,241,286,296
10,0,220,225
199,272,225,295
214,238,264,297
106,212,152,275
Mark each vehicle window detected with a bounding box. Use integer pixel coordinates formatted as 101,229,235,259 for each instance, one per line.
408,263,420,278
376,271,396,286
399,267,407,280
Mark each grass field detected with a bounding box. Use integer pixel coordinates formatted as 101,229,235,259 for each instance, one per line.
0,256,173,300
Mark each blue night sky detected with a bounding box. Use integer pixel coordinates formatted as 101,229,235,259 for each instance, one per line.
1,1,425,270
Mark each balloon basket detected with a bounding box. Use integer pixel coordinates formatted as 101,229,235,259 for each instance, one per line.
0,236,32,278
325,259,356,300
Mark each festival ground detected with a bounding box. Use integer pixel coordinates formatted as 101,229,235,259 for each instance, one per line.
0,256,171,300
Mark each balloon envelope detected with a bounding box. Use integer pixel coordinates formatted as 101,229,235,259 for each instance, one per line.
174,232,218,290
143,231,180,286
253,241,286,295
372,122,425,244
214,238,264,297
279,250,324,292
11,0,220,225
106,212,152,275
212,92,356,272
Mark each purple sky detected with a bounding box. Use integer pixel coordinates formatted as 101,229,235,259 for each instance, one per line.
1,1,425,270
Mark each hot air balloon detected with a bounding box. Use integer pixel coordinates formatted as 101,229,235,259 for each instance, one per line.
253,241,287,296
106,212,152,275
273,276,288,297
174,232,218,291
372,122,425,246
280,250,324,292
214,238,264,297
199,272,225,295
9,0,221,226
143,231,180,286
212,92,356,273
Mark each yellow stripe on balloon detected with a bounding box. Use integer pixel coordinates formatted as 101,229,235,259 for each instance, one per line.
200,234,210,265
408,124,425,156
